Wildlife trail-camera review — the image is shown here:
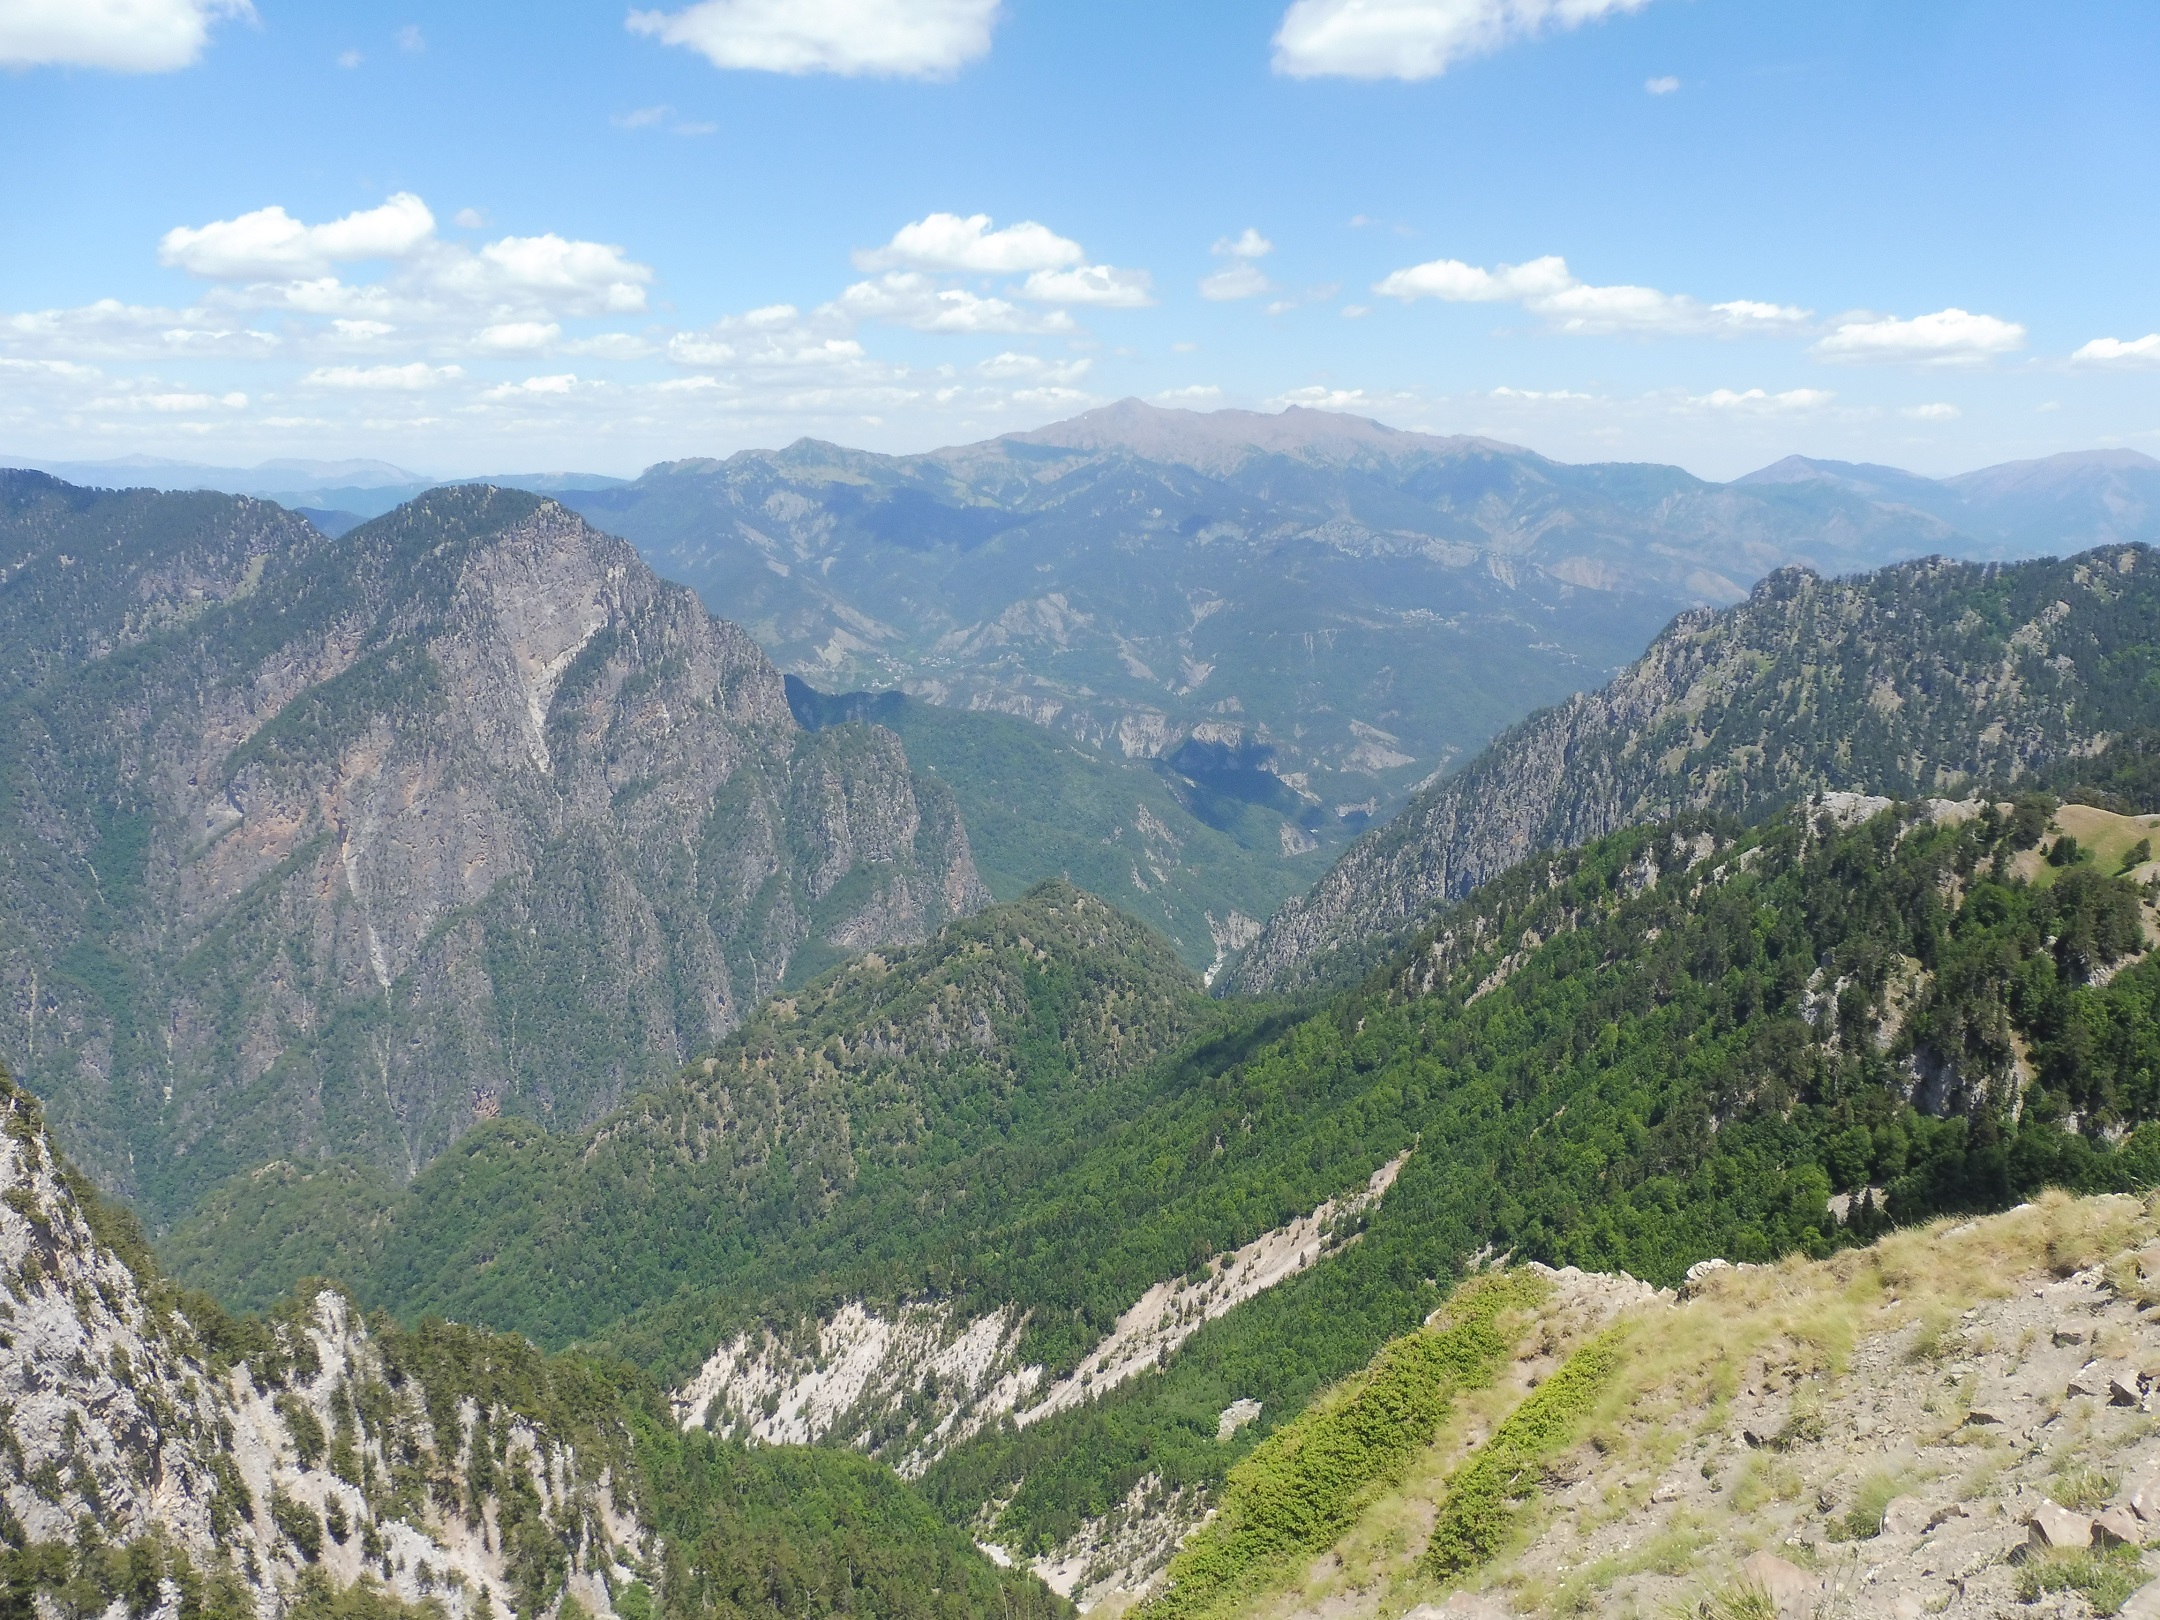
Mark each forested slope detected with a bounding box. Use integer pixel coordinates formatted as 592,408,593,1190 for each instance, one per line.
166,780,2160,1604
0,1063,1066,1620
1232,543,2160,994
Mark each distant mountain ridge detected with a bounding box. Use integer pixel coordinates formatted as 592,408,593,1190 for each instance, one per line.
0,471,984,1222
1228,540,2160,993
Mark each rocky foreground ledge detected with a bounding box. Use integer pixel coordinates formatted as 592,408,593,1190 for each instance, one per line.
1224,1191,2160,1620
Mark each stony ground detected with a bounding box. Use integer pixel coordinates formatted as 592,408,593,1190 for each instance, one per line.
1226,1191,2160,1620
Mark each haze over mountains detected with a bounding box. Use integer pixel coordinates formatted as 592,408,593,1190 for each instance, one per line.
32,404,2160,852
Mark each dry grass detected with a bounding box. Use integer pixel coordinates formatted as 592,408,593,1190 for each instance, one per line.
1215,1190,2160,1620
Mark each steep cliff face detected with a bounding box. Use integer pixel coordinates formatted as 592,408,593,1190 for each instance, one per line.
1229,543,2160,994
0,478,986,1220
0,1068,647,1620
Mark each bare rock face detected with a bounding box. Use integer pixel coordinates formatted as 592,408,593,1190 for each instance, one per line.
0,1069,646,1620
0,483,987,1218
1230,544,2160,994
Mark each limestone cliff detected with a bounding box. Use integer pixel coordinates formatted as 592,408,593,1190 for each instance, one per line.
0,1067,647,1620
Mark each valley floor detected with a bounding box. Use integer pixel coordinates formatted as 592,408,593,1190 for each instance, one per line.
1185,1191,2160,1620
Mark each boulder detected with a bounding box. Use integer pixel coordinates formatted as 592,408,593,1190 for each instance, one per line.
2069,1363,2113,1398
2055,1324,2092,1347
2028,1500,2093,1552
2121,1579,2160,1620
1964,1404,2012,1426
1740,1552,1818,1613
2115,1373,2145,1407
2130,1470,2160,1521
1881,1495,1932,1537
2094,1506,2141,1549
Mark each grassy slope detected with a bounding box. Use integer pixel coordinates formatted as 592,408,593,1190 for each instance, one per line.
1191,1191,2160,1620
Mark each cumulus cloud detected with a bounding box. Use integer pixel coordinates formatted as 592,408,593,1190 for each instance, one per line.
1198,228,1276,301
1813,307,2025,365
1902,402,1961,420
303,363,462,390
1691,386,1836,412
2071,334,2160,368
1273,0,1652,81
835,272,1072,334
467,235,652,313
155,194,654,325
476,322,562,352
627,0,1000,78
482,374,577,400
1153,384,1225,405
1376,253,1807,337
0,0,253,71
160,194,437,279
1021,265,1154,307
1374,254,1572,303
1644,74,1677,93
855,212,1081,273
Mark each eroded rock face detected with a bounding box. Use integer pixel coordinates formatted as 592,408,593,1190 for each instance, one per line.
0,1074,645,1620
1232,545,2160,994
0,484,986,1217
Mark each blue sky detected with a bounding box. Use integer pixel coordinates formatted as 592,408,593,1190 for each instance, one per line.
3,0,2157,478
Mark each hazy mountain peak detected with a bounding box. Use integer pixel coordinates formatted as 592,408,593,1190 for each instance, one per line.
1945,445,2160,498
996,397,1523,473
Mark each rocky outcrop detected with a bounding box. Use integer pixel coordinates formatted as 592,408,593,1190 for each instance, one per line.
0,1068,646,1620
1230,544,2160,993
668,1153,1410,1480
0,481,987,1219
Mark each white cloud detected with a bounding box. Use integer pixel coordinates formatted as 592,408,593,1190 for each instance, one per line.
1813,307,2025,365
1374,254,1572,302
1271,385,1373,410
2071,334,2160,368
482,374,577,400
1153,385,1224,404
394,24,424,51
615,104,675,128
330,318,396,341
451,208,488,229
160,194,437,279
476,321,562,352
1198,229,1277,301
1375,252,1808,337
1021,265,1154,307
1199,264,1272,302
1644,73,1677,93
977,352,1092,384
627,0,999,78
469,235,653,313
1691,386,1836,412
1901,402,1961,420
0,0,253,71
303,363,462,390
337,48,363,68
1273,0,1651,81
855,212,1081,273
835,272,1071,334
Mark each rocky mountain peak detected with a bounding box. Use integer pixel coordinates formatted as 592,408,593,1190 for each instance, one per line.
0,478,986,1222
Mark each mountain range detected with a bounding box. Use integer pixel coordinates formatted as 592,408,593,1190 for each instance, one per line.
7,411,2160,1618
